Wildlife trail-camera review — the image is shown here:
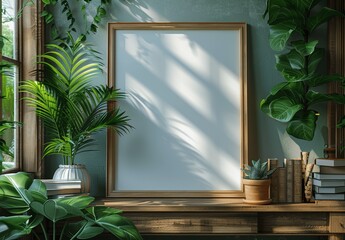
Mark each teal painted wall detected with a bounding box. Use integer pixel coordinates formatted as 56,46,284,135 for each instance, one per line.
46,1,329,238
48,0,328,194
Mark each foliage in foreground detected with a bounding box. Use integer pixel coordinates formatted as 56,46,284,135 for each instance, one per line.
0,172,142,240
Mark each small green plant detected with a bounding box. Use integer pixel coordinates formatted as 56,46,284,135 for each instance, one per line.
242,159,276,180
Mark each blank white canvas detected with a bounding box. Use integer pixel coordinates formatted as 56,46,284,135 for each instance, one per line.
115,29,242,191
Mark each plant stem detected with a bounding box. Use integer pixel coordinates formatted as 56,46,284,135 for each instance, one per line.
39,222,48,240
53,221,56,240
32,230,42,240
59,221,68,240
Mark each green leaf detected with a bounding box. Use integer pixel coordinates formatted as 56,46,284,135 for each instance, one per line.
276,52,306,81
55,195,94,209
291,40,318,56
308,48,324,75
77,226,104,239
270,96,303,122
0,172,33,214
0,216,32,240
30,200,68,222
286,110,318,140
270,82,289,95
287,50,305,69
290,0,321,13
85,206,142,240
307,7,345,33
307,74,345,87
269,23,295,51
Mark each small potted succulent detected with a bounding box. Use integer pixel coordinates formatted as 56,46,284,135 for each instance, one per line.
242,159,277,204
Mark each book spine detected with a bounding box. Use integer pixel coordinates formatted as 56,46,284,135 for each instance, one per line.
268,158,279,203
293,159,302,203
286,159,294,203
278,167,287,202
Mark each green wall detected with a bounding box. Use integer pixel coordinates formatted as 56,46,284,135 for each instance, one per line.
47,1,329,239
48,0,329,196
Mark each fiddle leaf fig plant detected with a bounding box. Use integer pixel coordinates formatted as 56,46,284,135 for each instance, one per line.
261,0,345,141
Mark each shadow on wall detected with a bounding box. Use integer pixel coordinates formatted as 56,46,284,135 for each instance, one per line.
115,29,243,191
108,0,153,22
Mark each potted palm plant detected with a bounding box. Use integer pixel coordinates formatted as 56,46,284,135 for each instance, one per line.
21,35,131,193
242,159,276,204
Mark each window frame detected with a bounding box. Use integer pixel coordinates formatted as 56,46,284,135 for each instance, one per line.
16,0,44,176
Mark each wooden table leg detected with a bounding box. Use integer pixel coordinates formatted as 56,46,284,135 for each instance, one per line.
329,234,343,240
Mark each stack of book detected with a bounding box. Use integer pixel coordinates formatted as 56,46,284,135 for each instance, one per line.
268,158,303,203
41,179,82,197
313,158,345,200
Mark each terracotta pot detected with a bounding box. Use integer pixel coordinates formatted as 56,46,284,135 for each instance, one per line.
53,164,90,193
243,178,271,204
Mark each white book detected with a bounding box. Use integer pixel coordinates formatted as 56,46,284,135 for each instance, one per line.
314,193,345,200
315,158,345,167
314,186,345,194
41,179,82,190
312,178,345,187
313,173,345,180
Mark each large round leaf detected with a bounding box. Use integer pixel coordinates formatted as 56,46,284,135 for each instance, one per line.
269,97,303,122
291,40,318,56
269,23,295,51
286,110,318,140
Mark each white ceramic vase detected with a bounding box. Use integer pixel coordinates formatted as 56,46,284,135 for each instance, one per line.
52,164,91,193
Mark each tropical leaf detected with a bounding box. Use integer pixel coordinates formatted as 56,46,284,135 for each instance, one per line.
307,7,345,33
307,74,345,87
84,206,143,240
0,216,31,240
287,110,318,140
21,36,131,164
269,96,303,122
308,48,324,75
0,173,33,214
291,40,318,56
269,23,296,51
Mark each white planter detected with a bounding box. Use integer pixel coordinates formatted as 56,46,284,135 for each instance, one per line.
53,164,90,193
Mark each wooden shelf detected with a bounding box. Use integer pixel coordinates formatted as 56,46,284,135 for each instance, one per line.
95,198,345,239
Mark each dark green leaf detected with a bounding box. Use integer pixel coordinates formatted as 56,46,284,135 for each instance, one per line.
307,7,345,33
269,96,303,122
308,48,324,75
269,23,296,51
291,40,318,56
286,110,318,140
307,74,345,87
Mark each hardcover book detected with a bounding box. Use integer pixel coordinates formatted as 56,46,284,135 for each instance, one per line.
313,165,345,174
268,158,279,203
315,158,345,167
293,159,303,203
314,193,345,200
40,179,82,196
313,173,345,180
314,186,345,194
278,167,287,202
285,159,294,203
312,178,345,187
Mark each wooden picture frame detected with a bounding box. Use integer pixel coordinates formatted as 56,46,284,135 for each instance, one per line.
107,22,248,198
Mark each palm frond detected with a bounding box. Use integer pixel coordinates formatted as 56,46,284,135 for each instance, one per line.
22,35,131,164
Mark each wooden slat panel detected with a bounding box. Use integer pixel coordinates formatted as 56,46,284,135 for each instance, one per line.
258,212,329,234
330,213,345,233
124,212,257,234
